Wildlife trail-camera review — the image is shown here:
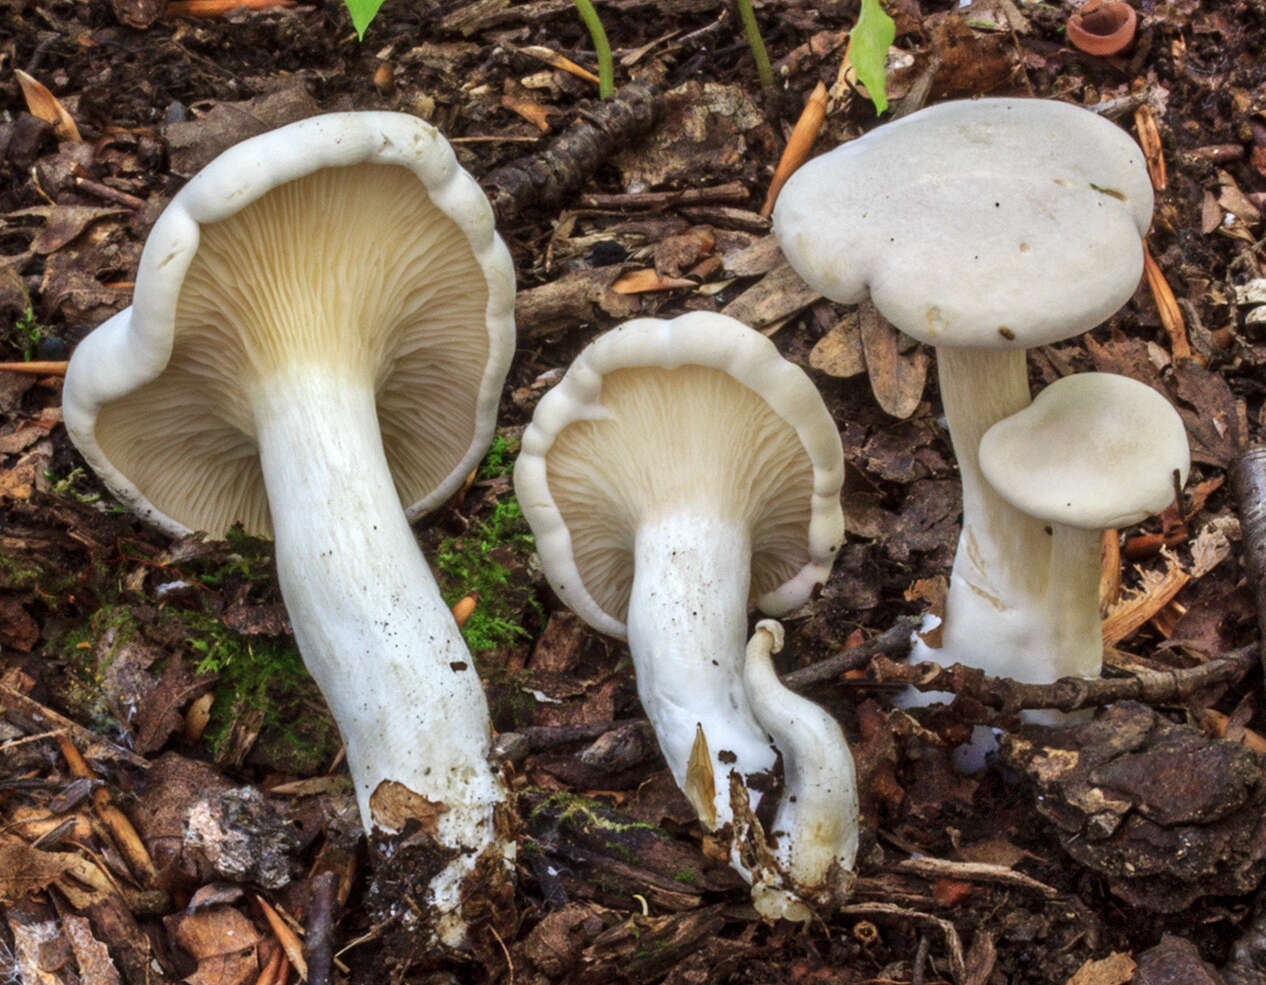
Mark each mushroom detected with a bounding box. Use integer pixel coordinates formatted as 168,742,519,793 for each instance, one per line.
514,312,845,873
772,97,1153,677
741,619,859,920
61,112,516,945
976,372,1190,685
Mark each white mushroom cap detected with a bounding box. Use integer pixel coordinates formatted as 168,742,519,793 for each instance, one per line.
773,98,1153,350
513,311,845,638
979,372,1190,529
63,112,516,536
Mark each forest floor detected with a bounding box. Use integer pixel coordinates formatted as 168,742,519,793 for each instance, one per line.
2,0,1266,982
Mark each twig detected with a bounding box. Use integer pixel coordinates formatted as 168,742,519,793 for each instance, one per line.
0,683,150,769
911,933,931,985
1142,242,1194,361
890,857,1059,898
71,177,145,210
782,615,920,690
578,180,749,210
1232,444,1266,676
483,81,660,221
839,902,966,984
0,361,68,375
305,873,338,985
760,81,828,218
870,645,1257,714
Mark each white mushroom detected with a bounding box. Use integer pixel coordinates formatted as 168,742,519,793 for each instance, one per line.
976,373,1190,685
772,98,1153,681
742,619,859,920
514,312,845,868
62,112,516,945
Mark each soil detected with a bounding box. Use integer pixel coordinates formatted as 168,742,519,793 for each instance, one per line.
2,0,1266,983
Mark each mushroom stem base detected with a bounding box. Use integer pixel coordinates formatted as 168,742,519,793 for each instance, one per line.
250,369,510,945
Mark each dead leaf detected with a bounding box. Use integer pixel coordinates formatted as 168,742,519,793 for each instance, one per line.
133,654,215,756
1064,951,1136,985
62,914,122,985
14,69,81,142
810,315,865,378
165,906,263,985
859,301,928,419
369,780,448,833
0,595,39,651
30,206,127,255
0,843,74,902
719,260,819,330
683,724,716,829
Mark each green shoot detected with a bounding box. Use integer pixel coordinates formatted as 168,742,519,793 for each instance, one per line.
736,0,774,90
343,0,387,39
6,307,46,361
571,0,614,99
850,0,896,115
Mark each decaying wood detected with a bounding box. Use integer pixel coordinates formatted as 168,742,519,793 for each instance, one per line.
1231,444,1266,675
577,180,748,210
0,683,150,770
483,82,661,221
782,614,922,690
305,871,338,985
870,645,1257,714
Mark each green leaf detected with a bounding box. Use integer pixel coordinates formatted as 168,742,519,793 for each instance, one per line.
850,0,896,115
343,0,387,39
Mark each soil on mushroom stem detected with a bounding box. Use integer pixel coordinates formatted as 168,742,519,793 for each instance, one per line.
2,0,1266,982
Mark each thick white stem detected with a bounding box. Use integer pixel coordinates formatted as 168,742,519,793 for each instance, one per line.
919,348,1059,680
249,370,508,944
625,512,776,830
1044,524,1106,681
743,620,858,918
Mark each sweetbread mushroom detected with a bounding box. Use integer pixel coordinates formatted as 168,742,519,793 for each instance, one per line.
62,112,516,946
773,97,1153,678
976,373,1190,686
514,312,845,884
741,619,859,920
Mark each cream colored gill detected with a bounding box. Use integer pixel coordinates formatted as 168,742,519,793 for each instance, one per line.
544,364,816,622
93,163,490,538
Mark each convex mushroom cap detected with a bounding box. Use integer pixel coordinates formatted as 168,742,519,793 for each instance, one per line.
979,372,1190,531
773,97,1153,351
515,311,847,904
62,112,516,947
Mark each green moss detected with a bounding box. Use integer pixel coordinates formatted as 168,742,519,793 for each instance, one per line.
44,467,100,504
434,495,541,655
477,432,520,480
672,867,700,885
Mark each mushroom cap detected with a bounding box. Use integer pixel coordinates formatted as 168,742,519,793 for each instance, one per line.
514,312,845,639
63,112,516,538
773,98,1153,350
978,372,1190,529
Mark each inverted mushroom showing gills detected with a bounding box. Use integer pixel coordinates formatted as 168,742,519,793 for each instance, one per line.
773,97,1153,683
61,113,516,946
977,373,1190,685
514,312,847,903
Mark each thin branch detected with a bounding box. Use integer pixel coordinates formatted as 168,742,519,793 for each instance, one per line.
782,614,921,690
869,645,1257,714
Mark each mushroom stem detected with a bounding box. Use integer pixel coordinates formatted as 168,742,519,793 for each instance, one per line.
625,511,777,829
925,347,1057,675
743,619,858,918
249,370,508,942
1044,524,1106,681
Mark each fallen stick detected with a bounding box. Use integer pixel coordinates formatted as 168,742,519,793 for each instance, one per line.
0,360,68,375
869,645,1256,713
782,614,921,690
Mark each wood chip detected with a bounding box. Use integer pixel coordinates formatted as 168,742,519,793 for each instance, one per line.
1142,242,1193,362
1134,105,1166,191
257,896,308,981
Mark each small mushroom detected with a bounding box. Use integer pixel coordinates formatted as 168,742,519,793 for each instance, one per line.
976,372,1190,685
773,98,1153,678
1066,1,1138,57
514,312,845,881
742,619,859,920
62,113,516,945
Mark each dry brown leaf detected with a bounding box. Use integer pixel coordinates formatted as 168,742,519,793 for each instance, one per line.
859,300,928,419
368,780,448,833
1142,243,1192,362
14,69,81,142
683,724,716,830
63,914,122,985
1064,951,1136,985
809,315,865,378
0,843,74,902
